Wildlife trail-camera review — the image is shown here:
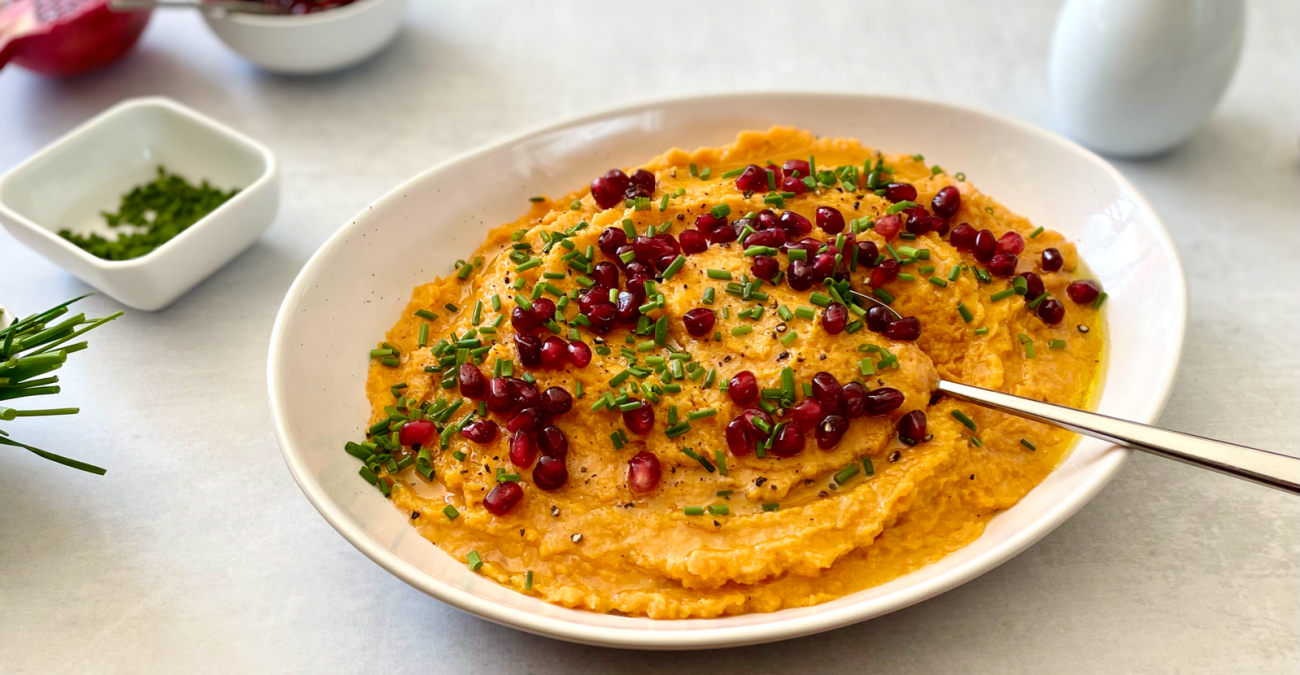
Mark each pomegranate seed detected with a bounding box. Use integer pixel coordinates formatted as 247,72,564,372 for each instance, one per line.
627,451,661,493
931,218,951,237
1037,297,1066,324
782,159,810,178
811,253,837,281
857,240,880,267
680,229,707,254
766,165,785,185
695,213,727,234
459,363,487,399
884,182,918,203
735,164,769,192
901,205,930,223
539,387,573,415
532,455,567,490
863,387,904,416
623,260,653,285
840,382,869,418
787,259,814,290
529,297,556,326
950,223,977,250
682,308,716,337
756,209,779,230
744,227,786,248
592,261,619,288
988,252,1019,278
884,317,921,341
510,305,536,332
509,430,538,468
865,306,892,333
997,232,1025,255
537,425,568,458
781,175,808,194
598,227,627,258
567,339,592,368
727,371,759,406
622,401,655,434
778,210,812,237
752,255,780,281
586,302,617,334
462,419,498,444
708,223,739,244
907,215,943,237
741,408,772,436
770,423,806,457
626,168,655,198
931,185,961,219
483,481,523,515
821,302,848,335
790,399,826,431
725,416,754,455
1067,280,1101,304
874,213,902,239
514,333,542,367
578,288,604,315
1020,272,1045,299
507,378,539,410
507,407,542,434
871,258,900,286
811,372,843,410
816,415,849,450
897,410,927,444
616,289,644,325
973,229,996,264
540,336,568,368
633,236,669,266
591,170,630,210
399,419,436,447
1041,247,1064,272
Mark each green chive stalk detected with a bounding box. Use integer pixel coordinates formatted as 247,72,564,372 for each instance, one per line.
0,295,122,474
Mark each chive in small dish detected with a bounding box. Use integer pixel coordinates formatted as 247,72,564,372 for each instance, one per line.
0,97,278,311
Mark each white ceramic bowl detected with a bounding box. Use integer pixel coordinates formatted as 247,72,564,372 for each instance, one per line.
0,97,278,311
268,92,1186,649
203,0,409,75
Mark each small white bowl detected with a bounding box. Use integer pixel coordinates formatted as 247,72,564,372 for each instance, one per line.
269,92,1186,649
203,0,409,75
0,97,278,311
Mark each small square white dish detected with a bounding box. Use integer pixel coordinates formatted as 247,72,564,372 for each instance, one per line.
0,96,278,311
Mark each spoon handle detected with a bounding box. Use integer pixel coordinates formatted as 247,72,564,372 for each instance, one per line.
936,379,1300,494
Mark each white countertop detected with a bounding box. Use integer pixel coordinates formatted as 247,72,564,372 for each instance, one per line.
1,2,1296,672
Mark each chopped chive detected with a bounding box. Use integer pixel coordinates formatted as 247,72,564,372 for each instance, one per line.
787,248,807,261
957,303,973,323
780,331,798,346
443,504,459,520
898,273,915,282
1020,438,1038,451
731,325,753,337
794,306,815,320
684,506,705,516
970,435,984,447
948,265,962,282
951,410,977,431
710,204,731,218
834,464,860,485
809,292,831,307
1092,291,1108,309
707,504,729,516
715,450,728,476
661,255,687,280
665,422,692,438
1027,292,1050,310
688,408,717,421
873,288,895,304
414,309,437,321
762,503,780,512
990,288,1016,302
974,326,989,335
525,571,534,589
706,269,733,280
743,246,779,257
721,167,745,179
689,163,699,177
467,550,483,571
418,323,430,347
1030,226,1044,238
570,200,582,210
928,276,948,287
858,357,876,376
1049,339,1068,350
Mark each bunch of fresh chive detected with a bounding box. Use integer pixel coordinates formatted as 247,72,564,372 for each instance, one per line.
0,295,122,474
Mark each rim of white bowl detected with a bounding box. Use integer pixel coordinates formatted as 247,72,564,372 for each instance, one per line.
221,0,392,26
268,90,1187,650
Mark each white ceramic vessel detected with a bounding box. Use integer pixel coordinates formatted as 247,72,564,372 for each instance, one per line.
268,92,1187,649
0,97,278,311
1050,0,1246,158
203,0,409,75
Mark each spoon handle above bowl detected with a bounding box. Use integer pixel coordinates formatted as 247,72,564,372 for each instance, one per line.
936,379,1300,495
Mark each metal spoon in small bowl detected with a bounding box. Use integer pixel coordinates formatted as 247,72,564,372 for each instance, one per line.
108,0,290,16
848,290,1299,494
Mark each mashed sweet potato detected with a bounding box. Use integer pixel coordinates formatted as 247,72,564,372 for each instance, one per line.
360,128,1104,619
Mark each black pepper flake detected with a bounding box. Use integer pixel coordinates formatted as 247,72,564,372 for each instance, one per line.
1077,324,1090,333
551,505,560,517
775,323,788,333
804,479,814,486
676,213,685,221
776,351,790,361
571,533,583,543
854,201,861,209
818,490,830,498
755,477,767,487
889,451,901,462
819,354,827,360
411,511,421,520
